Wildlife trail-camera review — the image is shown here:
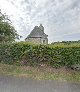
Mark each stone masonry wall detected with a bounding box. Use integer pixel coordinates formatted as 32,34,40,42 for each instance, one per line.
26,37,48,45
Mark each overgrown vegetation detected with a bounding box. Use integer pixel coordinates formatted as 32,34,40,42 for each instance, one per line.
0,42,80,68
0,63,80,82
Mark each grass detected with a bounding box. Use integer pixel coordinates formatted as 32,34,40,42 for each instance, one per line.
0,63,80,82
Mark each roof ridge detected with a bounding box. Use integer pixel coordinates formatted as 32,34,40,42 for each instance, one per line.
27,24,48,38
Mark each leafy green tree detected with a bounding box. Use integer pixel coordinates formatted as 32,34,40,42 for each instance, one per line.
0,10,19,43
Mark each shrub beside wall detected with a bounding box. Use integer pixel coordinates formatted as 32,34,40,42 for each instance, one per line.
0,42,80,68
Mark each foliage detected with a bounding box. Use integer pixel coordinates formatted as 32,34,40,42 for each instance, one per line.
0,42,80,68
51,40,80,45
0,10,19,43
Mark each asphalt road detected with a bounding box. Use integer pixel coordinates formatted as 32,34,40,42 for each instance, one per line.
0,76,80,92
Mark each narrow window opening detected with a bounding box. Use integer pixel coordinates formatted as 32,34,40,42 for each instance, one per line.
43,40,45,44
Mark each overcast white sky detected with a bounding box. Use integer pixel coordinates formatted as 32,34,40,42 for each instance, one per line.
0,0,80,43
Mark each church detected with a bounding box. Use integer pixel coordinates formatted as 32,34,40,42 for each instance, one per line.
25,24,48,45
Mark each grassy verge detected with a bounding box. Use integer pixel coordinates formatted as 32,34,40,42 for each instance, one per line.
0,63,80,82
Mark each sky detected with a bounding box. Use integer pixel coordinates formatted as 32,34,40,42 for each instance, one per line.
0,0,80,43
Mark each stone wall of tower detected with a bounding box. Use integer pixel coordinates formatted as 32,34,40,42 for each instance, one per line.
25,37,48,45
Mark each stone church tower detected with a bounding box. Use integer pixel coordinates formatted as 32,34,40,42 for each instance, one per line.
25,24,48,44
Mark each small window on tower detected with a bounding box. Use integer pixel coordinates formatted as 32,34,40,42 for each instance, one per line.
43,40,45,44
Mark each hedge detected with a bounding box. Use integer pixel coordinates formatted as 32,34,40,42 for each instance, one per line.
0,42,80,68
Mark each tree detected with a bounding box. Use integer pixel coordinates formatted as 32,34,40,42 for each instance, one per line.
0,10,19,43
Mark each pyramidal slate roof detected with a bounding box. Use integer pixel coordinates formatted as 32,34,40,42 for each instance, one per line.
27,24,48,38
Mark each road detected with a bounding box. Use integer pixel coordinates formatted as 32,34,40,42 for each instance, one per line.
0,76,80,92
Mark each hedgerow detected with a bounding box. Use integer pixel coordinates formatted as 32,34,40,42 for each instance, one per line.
0,42,80,68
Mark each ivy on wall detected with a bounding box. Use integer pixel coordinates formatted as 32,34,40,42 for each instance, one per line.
0,42,80,68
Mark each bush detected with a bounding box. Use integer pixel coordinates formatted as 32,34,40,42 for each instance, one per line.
0,42,80,68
